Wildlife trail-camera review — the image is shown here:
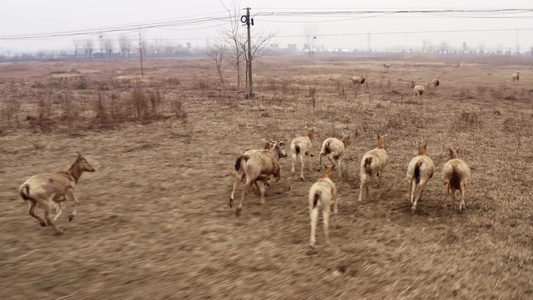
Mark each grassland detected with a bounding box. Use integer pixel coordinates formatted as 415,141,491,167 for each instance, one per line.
0,54,532,299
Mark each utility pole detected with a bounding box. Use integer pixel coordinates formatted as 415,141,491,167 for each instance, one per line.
243,7,253,98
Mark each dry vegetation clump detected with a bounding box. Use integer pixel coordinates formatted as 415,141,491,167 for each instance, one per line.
259,94,283,107
0,76,186,133
449,111,481,133
0,63,29,72
72,76,88,90
476,85,488,96
308,85,317,109
0,93,21,127
264,78,278,90
56,91,80,125
31,80,46,89
502,117,527,133
193,79,210,90
379,108,426,135
489,85,508,100
164,77,181,85
280,79,292,95
90,90,113,129
170,98,188,120
128,86,168,121
331,80,348,99
455,86,476,99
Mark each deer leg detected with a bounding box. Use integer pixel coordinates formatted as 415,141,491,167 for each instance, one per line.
44,200,63,234
309,203,318,250
459,183,466,213
257,181,266,205
323,206,331,246
451,188,457,211
291,153,297,175
299,154,305,181
28,199,46,227
53,201,62,221
408,180,414,203
337,157,343,177
237,178,253,216
65,190,78,222
230,171,245,208
332,190,339,229
358,180,365,203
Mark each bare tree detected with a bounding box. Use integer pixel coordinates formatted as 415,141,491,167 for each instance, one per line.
119,35,132,58
137,30,147,77
439,41,450,54
83,39,94,59
164,42,175,56
220,2,276,94
98,35,105,55
422,39,429,53
153,39,163,58
303,26,318,61
103,38,114,59
478,43,485,55
207,44,227,83
73,39,81,59
219,2,245,90
240,30,277,94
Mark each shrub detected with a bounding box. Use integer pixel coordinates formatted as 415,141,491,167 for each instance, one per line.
171,98,187,120
450,111,480,133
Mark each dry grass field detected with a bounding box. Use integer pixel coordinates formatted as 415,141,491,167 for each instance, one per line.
0,54,532,299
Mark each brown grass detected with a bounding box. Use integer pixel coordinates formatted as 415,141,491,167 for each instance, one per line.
0,56,532,299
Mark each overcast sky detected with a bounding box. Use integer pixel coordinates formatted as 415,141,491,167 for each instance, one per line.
1,0,532,53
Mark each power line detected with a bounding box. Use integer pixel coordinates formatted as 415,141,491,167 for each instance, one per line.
256,8,533,16
0,15,231,41
273,28,533,39
1,8,532,41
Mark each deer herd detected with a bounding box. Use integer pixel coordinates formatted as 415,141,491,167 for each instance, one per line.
227,128,472,251
17,129,472,252
27,68,523,252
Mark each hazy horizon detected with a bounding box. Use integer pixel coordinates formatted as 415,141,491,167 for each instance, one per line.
1,0,532,54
